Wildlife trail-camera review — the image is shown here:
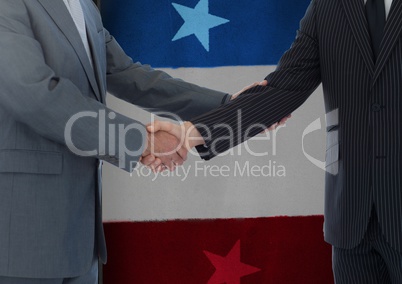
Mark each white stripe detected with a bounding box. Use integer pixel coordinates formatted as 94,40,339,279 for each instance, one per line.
103,65,326,222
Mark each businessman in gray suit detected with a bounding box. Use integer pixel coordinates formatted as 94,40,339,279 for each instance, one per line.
0,0,238,283
148,0,402,282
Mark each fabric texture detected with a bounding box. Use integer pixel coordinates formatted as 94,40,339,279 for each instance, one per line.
191,0,402,254
365,0,386,60
63,0,93,65
0,253,98,284
0,0,227,278
333,208,402,283
103,216,333,284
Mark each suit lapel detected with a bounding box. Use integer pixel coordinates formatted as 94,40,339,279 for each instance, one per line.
37,0,101,101
340,0,374,76
373,0,402,83
81,0,106,103
86,32,105,104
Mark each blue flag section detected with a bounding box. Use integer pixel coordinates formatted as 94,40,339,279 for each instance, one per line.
101,0,311,68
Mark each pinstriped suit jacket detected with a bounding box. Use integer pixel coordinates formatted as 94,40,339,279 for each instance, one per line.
192,0,402,251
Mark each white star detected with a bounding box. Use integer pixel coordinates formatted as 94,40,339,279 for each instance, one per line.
172,0,230,51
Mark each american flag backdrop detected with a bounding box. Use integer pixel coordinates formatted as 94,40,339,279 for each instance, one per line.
100,0,333,283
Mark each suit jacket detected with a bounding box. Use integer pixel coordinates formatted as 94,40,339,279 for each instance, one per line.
192,0,402,252
0,0,227,278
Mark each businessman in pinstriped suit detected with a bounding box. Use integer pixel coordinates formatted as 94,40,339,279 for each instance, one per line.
147,0,402,282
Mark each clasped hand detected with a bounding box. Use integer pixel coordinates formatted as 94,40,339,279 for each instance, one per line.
140,80,291,172
140,121,197,172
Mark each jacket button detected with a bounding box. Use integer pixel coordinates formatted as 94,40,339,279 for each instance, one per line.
371,103,381,112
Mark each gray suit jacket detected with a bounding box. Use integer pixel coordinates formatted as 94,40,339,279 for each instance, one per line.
0,0,227,278
192,0,402,252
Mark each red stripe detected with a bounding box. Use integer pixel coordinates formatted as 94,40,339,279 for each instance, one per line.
103,216,333,283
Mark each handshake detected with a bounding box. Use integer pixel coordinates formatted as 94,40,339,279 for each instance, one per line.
140,120,201,172
140,80,291,172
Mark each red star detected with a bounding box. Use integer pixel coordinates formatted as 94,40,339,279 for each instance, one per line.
203,240,261,284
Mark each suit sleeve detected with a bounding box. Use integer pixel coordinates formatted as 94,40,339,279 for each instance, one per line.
0,1,146,172
191,0,321,160
104,29,229,121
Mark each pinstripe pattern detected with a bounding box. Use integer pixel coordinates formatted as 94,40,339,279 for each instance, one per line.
333,209,402,283
191,0,402,253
